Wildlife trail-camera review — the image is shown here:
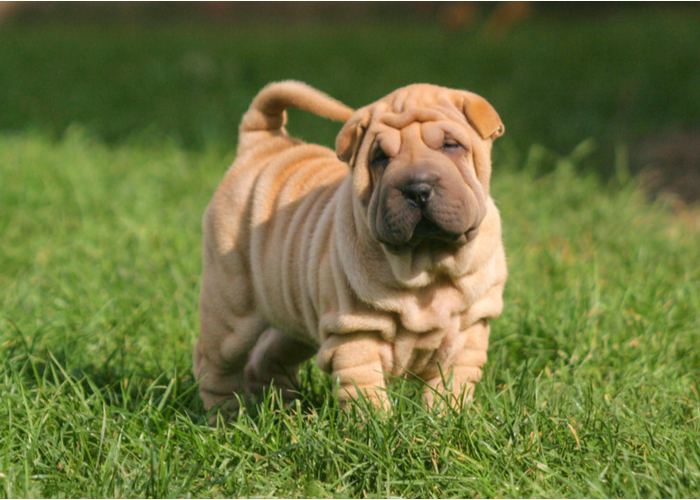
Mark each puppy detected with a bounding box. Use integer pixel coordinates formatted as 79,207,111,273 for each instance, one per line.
194,81,506,415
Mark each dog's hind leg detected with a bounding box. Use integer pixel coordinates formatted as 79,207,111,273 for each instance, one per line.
194,310,268,421
244,328,318,403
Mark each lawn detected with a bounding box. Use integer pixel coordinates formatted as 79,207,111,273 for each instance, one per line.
1,10,699,498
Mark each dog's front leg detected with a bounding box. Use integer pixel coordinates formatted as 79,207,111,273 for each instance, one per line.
318,332,392,410
422,319,490,409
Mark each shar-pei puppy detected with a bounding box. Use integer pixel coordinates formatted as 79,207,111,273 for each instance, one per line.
194,81,507,417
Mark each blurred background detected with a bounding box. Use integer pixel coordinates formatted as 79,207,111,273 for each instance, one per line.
1,1,699,203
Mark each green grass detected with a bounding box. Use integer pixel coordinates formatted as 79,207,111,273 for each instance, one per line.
1,129,698,497
2,12,700,498
2,9,700,175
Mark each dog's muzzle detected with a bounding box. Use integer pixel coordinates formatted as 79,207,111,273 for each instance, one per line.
375,173,480,251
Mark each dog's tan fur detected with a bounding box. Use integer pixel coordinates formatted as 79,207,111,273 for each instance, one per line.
193,81,507,415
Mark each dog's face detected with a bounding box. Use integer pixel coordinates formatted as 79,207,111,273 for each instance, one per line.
336,85,504,266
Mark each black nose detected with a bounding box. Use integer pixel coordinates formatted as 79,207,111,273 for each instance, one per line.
400,182,433,208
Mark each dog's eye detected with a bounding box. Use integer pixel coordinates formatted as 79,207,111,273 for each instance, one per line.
371,148,390,167
442,139,464,151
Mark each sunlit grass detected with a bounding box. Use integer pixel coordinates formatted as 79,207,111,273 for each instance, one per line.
1,130,698,497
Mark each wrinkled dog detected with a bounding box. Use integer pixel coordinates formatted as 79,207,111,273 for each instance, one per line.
194,81,506,416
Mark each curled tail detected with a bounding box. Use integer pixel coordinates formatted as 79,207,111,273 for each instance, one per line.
239,81,355,134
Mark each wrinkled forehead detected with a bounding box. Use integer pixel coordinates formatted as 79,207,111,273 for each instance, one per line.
366,92,474,156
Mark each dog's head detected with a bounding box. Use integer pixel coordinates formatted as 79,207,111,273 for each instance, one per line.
336,85,504,263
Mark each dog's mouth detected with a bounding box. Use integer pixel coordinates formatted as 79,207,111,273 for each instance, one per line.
370,172,486,255
379,217,479,255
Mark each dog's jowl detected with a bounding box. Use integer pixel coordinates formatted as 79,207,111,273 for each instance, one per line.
193,81,507,418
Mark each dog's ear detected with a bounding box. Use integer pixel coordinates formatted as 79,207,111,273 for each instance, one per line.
462,92,505,140
336,110,370,165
